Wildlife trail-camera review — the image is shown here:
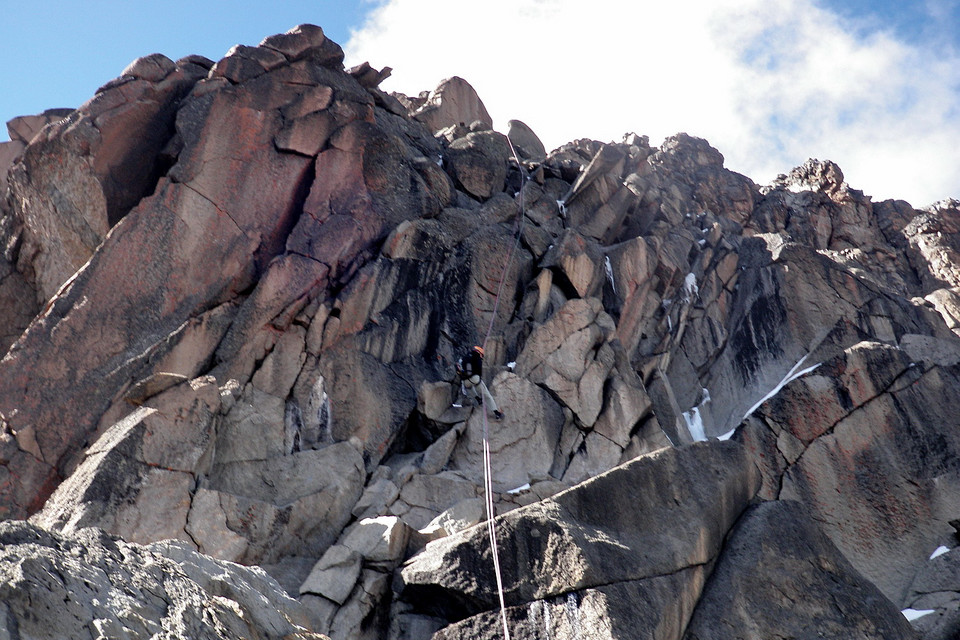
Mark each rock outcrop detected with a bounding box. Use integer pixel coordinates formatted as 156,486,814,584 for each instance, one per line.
1,22,959,640
0,520,322,639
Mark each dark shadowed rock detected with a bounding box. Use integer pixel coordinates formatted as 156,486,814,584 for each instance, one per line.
444,129,512,200
507,119,547,162
683,500,918,640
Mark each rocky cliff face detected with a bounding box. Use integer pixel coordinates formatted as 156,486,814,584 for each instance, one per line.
1,23,959,640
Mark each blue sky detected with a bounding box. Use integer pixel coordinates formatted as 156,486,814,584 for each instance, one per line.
2,0,958,206
0,1,367,127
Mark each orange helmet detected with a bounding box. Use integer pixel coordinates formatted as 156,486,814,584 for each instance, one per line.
472,345,484,357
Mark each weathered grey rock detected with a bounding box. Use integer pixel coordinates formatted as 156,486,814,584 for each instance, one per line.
0,520,320,640
903,545,960,639
434,567,708,640
215,385,289,463
449,372,564,492
421,497,485,537
352,476,401,519
199,442,365,562
444,130,512,200
340,515,412,566
29,377,219,544
399,441,760,632
327,569,391,640
515,297,617,427
300,544,363,605
392,471,480,530
683,500,918,640
411,76,492,134
507,119,547,162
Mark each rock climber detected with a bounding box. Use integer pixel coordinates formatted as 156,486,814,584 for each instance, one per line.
452,345,504,420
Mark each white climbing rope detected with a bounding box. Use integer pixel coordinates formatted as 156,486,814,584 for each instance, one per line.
477,135,527,640
481,404,511,640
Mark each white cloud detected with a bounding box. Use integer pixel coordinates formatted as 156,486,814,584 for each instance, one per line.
345,0,959,206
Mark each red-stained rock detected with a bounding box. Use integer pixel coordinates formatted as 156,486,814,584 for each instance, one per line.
347,61,392,89
210,44,287,83
5,109,73,145
259,23,330,60
0,69,316,517
7,62,206,303
120,53,176,82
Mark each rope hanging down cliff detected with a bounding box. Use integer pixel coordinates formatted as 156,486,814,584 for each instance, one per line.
478,135,528,640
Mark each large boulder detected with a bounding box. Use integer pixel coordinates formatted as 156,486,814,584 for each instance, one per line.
409,76,493,134
683,500,918,639
398,441,760,638
29,377,219,544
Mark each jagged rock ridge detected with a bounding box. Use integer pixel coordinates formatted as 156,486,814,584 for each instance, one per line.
1,22,960,640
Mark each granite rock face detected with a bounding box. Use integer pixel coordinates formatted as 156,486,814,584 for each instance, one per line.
1,22,959,640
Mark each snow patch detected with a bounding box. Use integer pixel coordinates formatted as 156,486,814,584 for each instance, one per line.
506,361,517,372
742,355,821,421
557,200,567,217
507,483,530,494
930,545,950,559
683,388,711,442
902,608,935,621
604,256,617,295
683,407,707,442
683,272,698,301
718,427,737,441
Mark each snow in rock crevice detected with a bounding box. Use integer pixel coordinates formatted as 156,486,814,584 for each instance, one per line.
683,272,698,302
902,608,935,621
741,354,821,422
930,545,950,559
604,256,617,295
683,388,711,442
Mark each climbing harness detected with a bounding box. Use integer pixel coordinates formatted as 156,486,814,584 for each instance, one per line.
477,135,528,640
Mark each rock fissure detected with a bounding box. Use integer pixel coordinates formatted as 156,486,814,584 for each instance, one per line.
771,359,922,490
